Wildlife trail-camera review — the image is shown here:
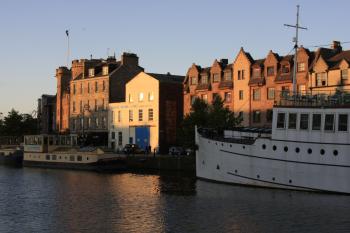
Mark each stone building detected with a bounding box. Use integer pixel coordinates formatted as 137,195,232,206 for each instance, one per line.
56,53,143,145
37,94,56,134
183,40,349,128
109,72,184,153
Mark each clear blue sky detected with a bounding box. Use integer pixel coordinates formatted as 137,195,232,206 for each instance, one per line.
0,0,349,115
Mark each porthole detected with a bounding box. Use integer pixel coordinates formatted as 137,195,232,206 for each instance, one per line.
320,149,325,155
295,147,300,153
284,146,288,152
208,141,210,143
242,146,246,149
87,157,89,160
230,144,232,147
202,160,205,165
262,144,266,150
221,143,224,146
215,142,217,145
235,169,238,173
289,179,292,184
257,175,260,179
333,150,338,156
272,177,276,181
216,164,220,170
272,145,277,151
308,148,312,154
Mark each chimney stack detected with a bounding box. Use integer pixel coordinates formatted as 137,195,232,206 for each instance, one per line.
331,41,342,53
121,52,139,67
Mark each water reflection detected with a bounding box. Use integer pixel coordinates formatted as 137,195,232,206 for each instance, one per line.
0,167,349,233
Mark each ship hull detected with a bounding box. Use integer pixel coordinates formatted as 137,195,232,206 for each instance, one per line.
196,134,350,194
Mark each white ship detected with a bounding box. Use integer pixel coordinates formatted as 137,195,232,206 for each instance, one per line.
196,92,350,194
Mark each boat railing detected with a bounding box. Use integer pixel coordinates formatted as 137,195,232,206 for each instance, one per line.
198,127,270,145
274,89,350,107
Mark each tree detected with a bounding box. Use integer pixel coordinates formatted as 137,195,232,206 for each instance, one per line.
0,109,38,136
178,96,241,149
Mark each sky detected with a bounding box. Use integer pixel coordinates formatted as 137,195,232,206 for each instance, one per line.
0,0,349,115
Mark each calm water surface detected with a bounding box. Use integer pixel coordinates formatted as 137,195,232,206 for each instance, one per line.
0,166,349,233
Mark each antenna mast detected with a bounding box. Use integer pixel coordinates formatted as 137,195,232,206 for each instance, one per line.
66,30,70,67
284,5,307,95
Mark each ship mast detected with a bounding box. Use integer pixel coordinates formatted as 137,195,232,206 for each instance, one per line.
284,5,307,95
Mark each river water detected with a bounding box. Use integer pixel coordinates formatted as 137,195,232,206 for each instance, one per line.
0,166,349,233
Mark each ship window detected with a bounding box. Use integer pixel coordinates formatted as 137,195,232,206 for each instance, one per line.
288,113,297,129
70,155,75,161
320,149,325,155
312,114,322,130
262,144,266,149
300,114,309,130
289,180,292,183
77,156,82,161
52,155,57,160
308,148,312,154
272,145,277,151
257,175,260,179
277,113,286,128
216,165,220,170
324,114,335,131
272,177,276,181
284,146,288,152
46,154,50,160
333,150,338,156
295,147,300,153
338,114,348,131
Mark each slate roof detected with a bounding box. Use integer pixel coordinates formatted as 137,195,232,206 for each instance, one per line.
147,73,185,83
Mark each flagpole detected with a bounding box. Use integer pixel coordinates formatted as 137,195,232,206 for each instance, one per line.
66,30,70,68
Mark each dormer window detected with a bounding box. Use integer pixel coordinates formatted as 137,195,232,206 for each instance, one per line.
201,74,208,84
212,73,220,82
267,66,274,76
88,68,95,77
252,68,260,78
190,76,197,85
282,64,290,74
297,62,305,72
102,66,109,75
316,72,327,87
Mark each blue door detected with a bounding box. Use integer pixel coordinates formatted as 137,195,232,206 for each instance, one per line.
135,126,150,150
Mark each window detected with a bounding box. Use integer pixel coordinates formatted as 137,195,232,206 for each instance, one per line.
129,110,133,122
288,113,297,129
73,84,76,95
224,92,231,103
89,68,94,77
252,68,260,78
77,156,82,161
277,113,286,128
191,76,197,85
139,92,144,102
102,98,105,110
238,111,243,120
73,101,76,112
267,66,274,76
87,82,90,94
129,94,133,102
94,99,97,111
341,69,348,80
191,96,196,105
103,81,106,91
201,74,208,84
316,72,327,86
297,62,305,72
148,109,154,121
102,117,106,128
139,109,143,121
266,109,273,122
338,114,348,131
212,93,219,101
88,117,91,128
118,132,122,146
202,94,208,102
95,81,98,92
238,70,245,80
282,65,290,73
111,132,115,139
80,83,83,94
312,114,321,130
253,89,261,101
253,110,261,123
118,111,121,122
80,101,83,113
239,90,244,100
102,66,109,75
224,71,232,81
148,92,154,101
324,114,335,131
300,114,309,130
267,88,275,100
282,86,289,97
213,73,220,82
70,155,75,161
